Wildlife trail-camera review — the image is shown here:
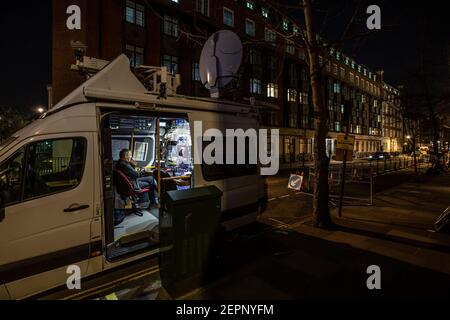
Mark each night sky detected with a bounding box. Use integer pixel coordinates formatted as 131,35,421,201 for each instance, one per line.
0,0,448,112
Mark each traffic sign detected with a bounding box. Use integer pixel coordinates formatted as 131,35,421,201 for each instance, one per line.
337,135,355,151
288,174,303,191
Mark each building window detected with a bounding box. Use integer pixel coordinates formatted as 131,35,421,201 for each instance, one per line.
293,25,300,35
333,64,338,75
282,19,289,31
163,15,179,37
126,44,144,68
286,39,295,55
299,49,306,60
287,89,297,102
351,61,356,69
350,72,354,83
261,7,269,18
250,78,262,94
265,28,276,46
363,68,367,76
267,83,278,98
300,69,307,81
192,62,200,81
336,52,341,61
249,49,261,65
246,0,254,10
335,122,341,132
245,19,255,37
358,65,362,73
333,82,341,94
340,67,345,78
223,7,234,27
125,1,145,27
345,57,350,65
162,54,179,74
196,0,209,16
300,92,308,104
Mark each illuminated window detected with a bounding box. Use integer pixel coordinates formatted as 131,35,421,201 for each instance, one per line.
282,19,289,31
161,54,179,74
246,0,254,10
126,44,144,68
192,62,200,81
293,25,300,35
261,7,269,18
267,83,279,98
335,122,341,132
333,82,341,94
287,89,297,102
250,78,262,94
286,39,295,55
223,7,234,27
163,15,179,37
125,1,145,27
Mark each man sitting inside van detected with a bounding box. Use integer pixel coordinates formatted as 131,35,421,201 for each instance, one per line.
116,149,156,194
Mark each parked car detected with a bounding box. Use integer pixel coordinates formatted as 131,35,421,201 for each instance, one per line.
368,152,391,161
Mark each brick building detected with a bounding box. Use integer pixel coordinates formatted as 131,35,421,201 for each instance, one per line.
52,0,400,164
381,83,402,153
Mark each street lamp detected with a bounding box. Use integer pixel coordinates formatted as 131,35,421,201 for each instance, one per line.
36,107,45,114
406,135,411,140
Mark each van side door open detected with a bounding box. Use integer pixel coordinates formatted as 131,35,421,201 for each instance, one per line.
0,133,95,299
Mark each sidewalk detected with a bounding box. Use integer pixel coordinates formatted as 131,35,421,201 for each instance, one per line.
183,172,450,299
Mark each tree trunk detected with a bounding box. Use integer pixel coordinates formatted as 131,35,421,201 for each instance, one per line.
303,0,333,228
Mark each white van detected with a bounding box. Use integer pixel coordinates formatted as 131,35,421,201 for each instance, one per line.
0,55,268,299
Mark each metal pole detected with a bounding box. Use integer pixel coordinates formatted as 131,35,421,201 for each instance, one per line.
370,174,373,206
338,149,348,218
338,100,352,218
157,117,161,210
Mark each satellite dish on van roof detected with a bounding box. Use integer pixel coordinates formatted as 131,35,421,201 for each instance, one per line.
199,30,243,98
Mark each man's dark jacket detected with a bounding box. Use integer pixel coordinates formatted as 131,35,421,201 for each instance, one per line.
115,159,140,190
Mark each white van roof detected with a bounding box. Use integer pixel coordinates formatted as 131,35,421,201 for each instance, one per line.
53,55,147,110
50,54,278,117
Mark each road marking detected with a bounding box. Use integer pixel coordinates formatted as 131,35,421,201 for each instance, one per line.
105,293,118,300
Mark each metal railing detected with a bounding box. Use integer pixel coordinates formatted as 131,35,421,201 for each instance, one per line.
307,156,431,206
36,157,71,175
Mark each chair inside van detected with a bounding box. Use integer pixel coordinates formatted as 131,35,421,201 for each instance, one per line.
112,169,159,243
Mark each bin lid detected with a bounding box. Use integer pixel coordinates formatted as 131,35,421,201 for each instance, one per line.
163,186,223,205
